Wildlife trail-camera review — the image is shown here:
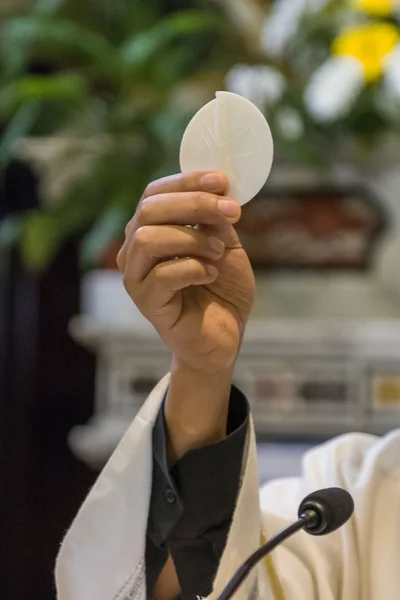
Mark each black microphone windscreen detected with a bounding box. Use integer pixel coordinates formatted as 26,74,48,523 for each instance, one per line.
298,487,354,536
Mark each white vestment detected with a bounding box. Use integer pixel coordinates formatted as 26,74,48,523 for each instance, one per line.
56,373,400,600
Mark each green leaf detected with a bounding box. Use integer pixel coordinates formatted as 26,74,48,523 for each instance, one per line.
0,102,41,170
155,9,221,36
20,212,62,270
34,0,65,16
120,10,221,70
150,107,191,147
1,16,117,76
79,205,128,268
0,74,88,119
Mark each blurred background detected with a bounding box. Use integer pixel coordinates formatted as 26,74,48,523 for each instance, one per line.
2,0,400,598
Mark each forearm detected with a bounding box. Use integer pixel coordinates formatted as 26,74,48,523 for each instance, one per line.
164,357,234,465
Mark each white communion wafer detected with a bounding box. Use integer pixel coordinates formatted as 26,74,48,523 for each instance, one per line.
179,91,274,205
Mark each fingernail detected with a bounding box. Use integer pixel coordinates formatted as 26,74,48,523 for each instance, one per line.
206,264,218,277
208,236,225,253
202,172,226,193
218,199,240,217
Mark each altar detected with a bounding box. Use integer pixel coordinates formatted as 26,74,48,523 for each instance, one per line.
68,312,400,470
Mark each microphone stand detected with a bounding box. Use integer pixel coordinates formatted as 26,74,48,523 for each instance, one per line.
216,511,315,600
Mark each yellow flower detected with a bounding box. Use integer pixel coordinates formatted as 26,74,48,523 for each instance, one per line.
353,0,397,16
332,23,399,81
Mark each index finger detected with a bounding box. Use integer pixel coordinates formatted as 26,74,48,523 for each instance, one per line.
124,170,229,238
142,170,228,200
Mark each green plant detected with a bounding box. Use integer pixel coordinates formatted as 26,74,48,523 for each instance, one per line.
0,0,243,270
5,0,397,271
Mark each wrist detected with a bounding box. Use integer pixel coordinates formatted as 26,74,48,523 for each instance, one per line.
164,357,235,463
171,354,237,380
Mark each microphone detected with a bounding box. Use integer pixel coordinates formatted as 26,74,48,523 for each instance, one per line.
298,487,354,535
216,487,354,600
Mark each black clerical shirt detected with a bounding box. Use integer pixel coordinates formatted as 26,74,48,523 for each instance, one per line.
145,386,249,600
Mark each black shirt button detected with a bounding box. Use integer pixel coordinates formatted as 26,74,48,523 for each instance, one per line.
164,488,176,504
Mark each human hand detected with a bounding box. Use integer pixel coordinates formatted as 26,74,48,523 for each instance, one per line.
117,171,255,374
